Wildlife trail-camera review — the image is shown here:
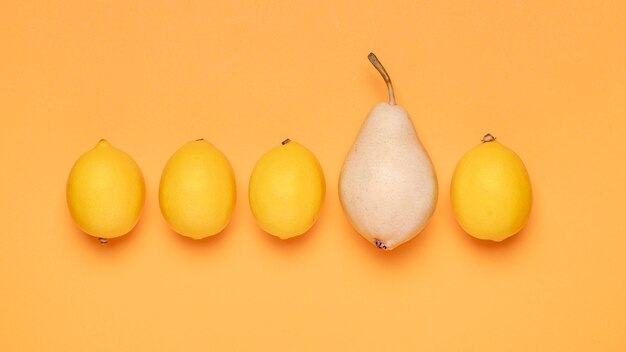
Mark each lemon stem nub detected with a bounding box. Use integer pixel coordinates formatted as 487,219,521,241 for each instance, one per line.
368,53,396,106
281,138,291,145
98,238,108,245
482,133,496,143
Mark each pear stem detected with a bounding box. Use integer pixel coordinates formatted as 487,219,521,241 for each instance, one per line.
368,53,396,105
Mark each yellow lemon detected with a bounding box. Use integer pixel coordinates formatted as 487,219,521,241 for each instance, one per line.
159,139,236,239
450,134,532,241
248,139,325,239
66,140,145,242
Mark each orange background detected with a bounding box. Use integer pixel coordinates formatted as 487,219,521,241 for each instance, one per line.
1,1,625,350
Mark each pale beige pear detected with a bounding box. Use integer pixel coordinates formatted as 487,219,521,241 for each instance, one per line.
339,53,438,250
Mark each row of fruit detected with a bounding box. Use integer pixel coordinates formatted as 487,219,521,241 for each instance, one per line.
66,53,532,250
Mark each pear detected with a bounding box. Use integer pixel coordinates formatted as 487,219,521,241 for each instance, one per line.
339,53,438,250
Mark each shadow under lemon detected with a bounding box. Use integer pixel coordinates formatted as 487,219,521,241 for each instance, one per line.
253,214,323,256
68,211,146,253
164,215,234,253
454,212,535,258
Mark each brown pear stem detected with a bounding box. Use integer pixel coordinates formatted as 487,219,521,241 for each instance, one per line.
368,53,396,105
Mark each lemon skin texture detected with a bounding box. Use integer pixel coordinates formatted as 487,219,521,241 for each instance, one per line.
450,136,532,241
248,140,325,239
66,140,145,239
159,139,236,239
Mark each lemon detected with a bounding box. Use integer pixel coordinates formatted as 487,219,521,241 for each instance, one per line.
66,140,145,241
159,139,236,239
248,139,325,239
450,134,532,241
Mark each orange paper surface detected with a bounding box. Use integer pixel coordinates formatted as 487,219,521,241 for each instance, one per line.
1,1,625,350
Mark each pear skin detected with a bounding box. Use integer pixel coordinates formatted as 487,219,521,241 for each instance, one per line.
339,53,438,250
